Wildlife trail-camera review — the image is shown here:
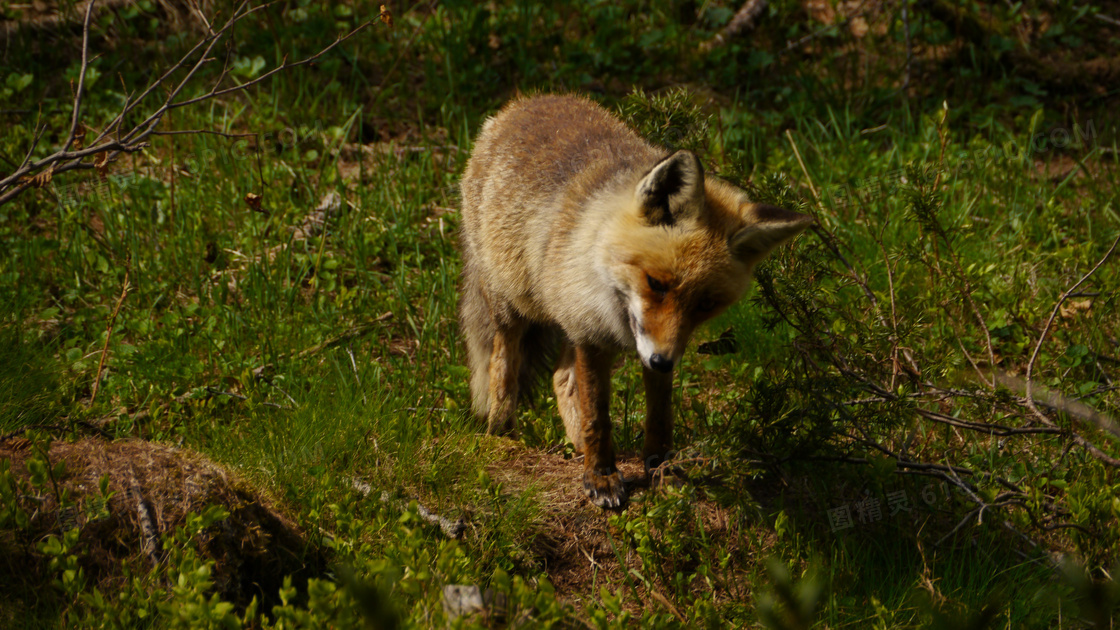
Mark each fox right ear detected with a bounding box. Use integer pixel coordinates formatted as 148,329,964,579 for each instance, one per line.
635,151,705,226
729,203,815,262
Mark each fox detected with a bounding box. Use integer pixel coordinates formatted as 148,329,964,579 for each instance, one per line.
458,94,813,508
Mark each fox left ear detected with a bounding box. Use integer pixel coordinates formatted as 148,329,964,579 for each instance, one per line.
729,203,815,261
635,151,705,226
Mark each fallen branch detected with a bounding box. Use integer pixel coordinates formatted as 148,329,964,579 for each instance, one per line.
350,477,467,539
129,469,162,569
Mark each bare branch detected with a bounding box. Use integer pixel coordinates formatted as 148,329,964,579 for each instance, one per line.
62,0,98,154
1,1,380,207
18,110,48,173
169,21,376,111
1026,235,1120,407
149,129,257,138
1021,235,1120,466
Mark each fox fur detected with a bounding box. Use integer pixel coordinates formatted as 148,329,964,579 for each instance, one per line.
459,94,813,508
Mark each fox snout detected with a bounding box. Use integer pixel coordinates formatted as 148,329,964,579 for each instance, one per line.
648,354,674,373
628,306,685,373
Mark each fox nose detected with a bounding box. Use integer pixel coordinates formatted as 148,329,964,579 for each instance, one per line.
649,354,674,373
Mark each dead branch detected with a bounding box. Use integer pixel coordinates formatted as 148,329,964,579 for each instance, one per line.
1022,235,1120,466
699,0,768,53
998,373,1120,439
0,1,381,207
129,470,162,569
350,478,467,539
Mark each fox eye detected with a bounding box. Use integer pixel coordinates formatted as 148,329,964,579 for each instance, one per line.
647,275,669,295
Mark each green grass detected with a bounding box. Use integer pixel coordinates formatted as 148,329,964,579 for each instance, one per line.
2,0,1120,627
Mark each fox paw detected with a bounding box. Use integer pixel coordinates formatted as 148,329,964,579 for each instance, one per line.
583,468,627,509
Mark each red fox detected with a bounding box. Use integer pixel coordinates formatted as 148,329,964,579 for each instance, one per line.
459,94,813,508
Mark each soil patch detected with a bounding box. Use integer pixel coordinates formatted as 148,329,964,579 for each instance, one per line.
0,437,324,609
484,440,761,610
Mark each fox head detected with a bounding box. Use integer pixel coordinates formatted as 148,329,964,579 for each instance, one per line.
605,150,814,373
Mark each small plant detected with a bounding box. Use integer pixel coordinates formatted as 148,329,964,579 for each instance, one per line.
756,559,823,630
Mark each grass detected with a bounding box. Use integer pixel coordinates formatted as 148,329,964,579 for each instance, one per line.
2,0,1120,627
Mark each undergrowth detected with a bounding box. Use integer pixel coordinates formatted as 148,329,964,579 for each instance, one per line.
2,0,1119,627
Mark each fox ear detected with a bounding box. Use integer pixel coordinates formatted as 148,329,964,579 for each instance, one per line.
729,203,815,261
636,151,705,226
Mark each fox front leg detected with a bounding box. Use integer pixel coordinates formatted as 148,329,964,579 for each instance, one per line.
575,344,627,509
642,367,674,473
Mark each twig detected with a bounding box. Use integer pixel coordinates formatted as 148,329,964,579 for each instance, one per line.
415,500,467,539
935,507,979,546
786,130,894,328
996,373,1120,438
62,0,97,155
698,0,768,53
266,380,299,408
149,129,257,138
89,263,130,404
784,129,821,204
1023,235,1120,468
350,478,466,539
203,387,288,409
346,345,368,405
129,470,162,569
252,319,386,377
649,588,687,623
17,109,48,173
778,19,845,57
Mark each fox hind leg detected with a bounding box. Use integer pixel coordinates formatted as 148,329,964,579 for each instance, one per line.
460,258,526,433
486,318,528,435
553,341,584,452
460,257,495,420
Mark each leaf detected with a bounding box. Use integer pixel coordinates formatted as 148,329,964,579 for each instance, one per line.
232,55,266,78
73,123,86,150
244,192,263,212
1059,299,1091,318
5,72,33,92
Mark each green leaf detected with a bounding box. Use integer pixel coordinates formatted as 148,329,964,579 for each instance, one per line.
6,72,33,92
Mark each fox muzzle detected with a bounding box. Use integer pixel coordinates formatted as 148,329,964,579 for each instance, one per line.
648,353,674,373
